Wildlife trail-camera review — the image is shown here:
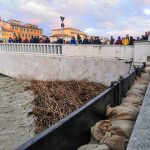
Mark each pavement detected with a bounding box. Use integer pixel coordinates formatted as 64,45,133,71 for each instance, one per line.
127,83,150,150
0,75,34,150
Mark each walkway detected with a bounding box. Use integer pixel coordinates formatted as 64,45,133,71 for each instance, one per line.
127,82,150,150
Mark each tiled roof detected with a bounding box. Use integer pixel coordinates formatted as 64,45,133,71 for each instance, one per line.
52,27,86,34
1,27,12,32
50,34,72,37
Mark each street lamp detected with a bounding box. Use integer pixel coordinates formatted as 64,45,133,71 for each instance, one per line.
60,16,65,44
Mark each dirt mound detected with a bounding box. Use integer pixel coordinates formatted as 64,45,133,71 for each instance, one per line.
25,80,107,134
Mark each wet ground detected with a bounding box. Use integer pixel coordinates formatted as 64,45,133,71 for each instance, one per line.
0,75,34,150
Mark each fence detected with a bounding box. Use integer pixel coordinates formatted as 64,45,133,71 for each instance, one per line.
0,43,134,61
0,43,62,54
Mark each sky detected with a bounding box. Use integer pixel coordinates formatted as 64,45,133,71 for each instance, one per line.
0,0,150,38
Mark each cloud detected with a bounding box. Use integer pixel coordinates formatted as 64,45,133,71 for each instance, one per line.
19,1,60,18
0,0,149,37
143,8,150,15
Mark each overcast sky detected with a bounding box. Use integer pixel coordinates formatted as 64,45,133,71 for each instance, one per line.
0,0,150,38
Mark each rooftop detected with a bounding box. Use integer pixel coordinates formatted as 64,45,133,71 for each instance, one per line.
52,27,86,34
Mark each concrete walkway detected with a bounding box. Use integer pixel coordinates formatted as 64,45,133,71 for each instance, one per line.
127,83,150,150
0,75,34,150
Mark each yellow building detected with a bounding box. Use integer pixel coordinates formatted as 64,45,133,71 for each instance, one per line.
50,27,87,42
0,26,13,43
8,19,43,41
0,19,43,42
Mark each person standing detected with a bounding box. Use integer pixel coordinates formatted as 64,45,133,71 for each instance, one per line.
82,36,89,44
45,36,50,43
115,36,122,45
70,36,76,44
110,36,115,45
77,34,82,44
129,36,134,45
123,35,129,45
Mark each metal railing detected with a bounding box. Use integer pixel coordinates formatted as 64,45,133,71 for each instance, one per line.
0,43,62,54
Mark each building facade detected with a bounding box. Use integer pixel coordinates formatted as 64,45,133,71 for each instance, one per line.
0,27,13,43
0,19,43,42
8,19,43,41
50,27,87,42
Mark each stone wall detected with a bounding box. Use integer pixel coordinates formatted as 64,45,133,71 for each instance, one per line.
0,53,131,85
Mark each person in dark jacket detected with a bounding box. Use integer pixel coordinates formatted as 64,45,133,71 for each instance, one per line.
18,35,22,43
110,36,115,45
83,36,89,44
13,36,19,43
129,36,134,45
77,34,82,44
115,36,122,45
8,37,13,43
95,37,102,44
144,32,148,40
30,36,34,43
45,37,50,43
70,36,76,44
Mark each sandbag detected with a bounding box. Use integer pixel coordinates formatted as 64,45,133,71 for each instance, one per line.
126,88,145,97
100,132,128,150
91,120,111,142
131,83,147,92
111,120,135,139
77,144,110,150
135,73,150,85
106,104,139,120
144,67,150,73
91,120,130,142
121,96,143,108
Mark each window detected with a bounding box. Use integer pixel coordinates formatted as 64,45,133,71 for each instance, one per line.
22,34,24,37
14,33,16,36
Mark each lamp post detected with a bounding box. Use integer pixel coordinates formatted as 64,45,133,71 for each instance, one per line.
60,16,65,44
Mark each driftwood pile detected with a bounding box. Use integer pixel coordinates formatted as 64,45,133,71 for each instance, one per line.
26,80,107,134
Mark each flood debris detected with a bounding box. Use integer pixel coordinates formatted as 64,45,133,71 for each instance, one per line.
25,80,107,134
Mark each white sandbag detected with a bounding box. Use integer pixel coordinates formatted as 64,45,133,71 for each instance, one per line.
131,83,147,92
91,120,128,142
121,96,143,108
144,67,150,73
100,133,128,150
111,120,135,139
77,144,110,150
106,104,139,120
91,120,111,142
126,88,145,97
135,73,150,85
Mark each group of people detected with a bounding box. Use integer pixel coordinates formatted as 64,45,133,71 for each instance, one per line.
55,35,103,44
110,32,149,45
70,35,102,44
7,36,50,44
1,31,149,45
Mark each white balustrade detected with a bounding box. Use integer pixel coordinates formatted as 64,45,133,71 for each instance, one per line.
0,43,63,55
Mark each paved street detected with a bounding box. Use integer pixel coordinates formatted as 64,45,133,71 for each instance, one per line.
0,75,34,150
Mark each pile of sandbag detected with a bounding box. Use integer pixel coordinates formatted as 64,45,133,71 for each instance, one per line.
78,69,150,150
